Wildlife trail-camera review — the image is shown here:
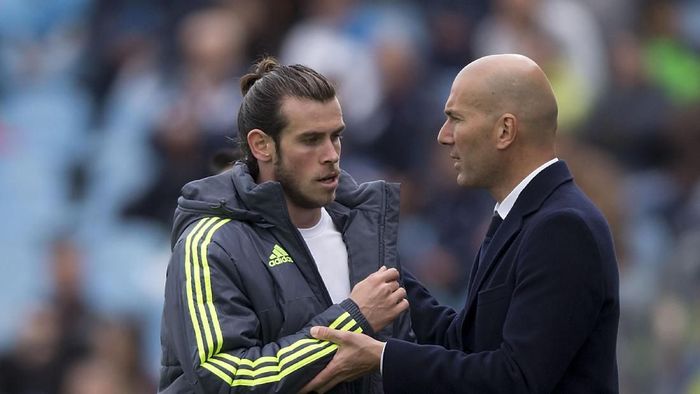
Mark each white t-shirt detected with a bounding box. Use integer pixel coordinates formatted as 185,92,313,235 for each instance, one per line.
298,208,351,304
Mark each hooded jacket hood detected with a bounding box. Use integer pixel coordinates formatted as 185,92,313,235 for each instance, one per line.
172,162,395,249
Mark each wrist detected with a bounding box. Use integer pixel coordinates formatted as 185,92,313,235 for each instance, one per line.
340,298,375,336
372,340,385,371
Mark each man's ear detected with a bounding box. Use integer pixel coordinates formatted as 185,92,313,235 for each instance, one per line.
496,113,517,150
247,129,274,162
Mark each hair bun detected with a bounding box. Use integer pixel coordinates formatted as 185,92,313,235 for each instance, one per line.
240,56,280,95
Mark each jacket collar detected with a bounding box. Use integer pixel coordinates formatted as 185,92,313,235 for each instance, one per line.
229,163,290,228
466,161,574,309
229,162,398,229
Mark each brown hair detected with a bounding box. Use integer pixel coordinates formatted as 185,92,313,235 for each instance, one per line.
237,56,336,178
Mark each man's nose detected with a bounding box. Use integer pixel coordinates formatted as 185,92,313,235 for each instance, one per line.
437,122,453,145
321,138,340,163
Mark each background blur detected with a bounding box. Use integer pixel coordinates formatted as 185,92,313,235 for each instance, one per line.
0,0,699,392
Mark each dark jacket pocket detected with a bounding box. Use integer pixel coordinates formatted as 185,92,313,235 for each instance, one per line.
477,283,511,306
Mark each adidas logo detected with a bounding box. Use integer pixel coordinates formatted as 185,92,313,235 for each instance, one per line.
268,244,294,267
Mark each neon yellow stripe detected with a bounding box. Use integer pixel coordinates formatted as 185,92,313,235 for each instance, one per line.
200,218,231,357
276,338,319,357
279,341,330,368
192,217,221,361
328,312,351,329
216,354,283,377
339,320,355,332
216,353,278,367
231,344,340,387
214,312,351,367
207,357,237,374
184,218,212,364
210,344,332,380
201,307,361,386
279,343,339,379
202,362,233,385
234,364,281,377
272,246,282,257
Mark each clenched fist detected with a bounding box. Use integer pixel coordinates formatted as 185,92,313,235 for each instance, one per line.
350,266,408,332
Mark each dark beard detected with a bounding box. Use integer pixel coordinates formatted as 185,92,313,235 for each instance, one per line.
274,158,326,209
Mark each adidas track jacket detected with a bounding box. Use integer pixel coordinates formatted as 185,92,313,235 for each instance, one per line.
159,163,413,393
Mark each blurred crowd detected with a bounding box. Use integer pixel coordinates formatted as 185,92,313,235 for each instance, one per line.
0,0,698,393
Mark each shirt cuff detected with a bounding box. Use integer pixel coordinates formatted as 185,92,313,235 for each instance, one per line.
380,341,387,375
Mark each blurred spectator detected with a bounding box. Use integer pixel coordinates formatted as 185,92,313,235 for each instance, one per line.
59,316,156,394
81,0,165,125
220,0,303,60
61,358,131,394
121,7,246,229
352,3,440,173
583,32,673,170
0,307,64,393
422,0,490,71
581,0,637,36
48,237,98,366
82,317,155,393
281,0,384,152
641,0,700,105
0,237,100,393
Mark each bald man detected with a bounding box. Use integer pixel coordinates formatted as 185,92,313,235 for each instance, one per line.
301,54,620,394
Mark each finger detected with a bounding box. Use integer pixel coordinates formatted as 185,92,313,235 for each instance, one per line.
376,267,399,282
310,326,344,343
387,280,400,292
394,298,409,313
363,266,389,284
390,287,407,303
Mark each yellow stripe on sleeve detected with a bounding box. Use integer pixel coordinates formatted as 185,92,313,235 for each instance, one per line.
207,357,238,375
199,218,232,358
202,312,362,386
202,362,234,385
190,217,221,363
184,217,215,365
216,353,279,367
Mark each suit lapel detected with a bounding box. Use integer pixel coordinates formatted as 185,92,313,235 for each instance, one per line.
466,215,521,307
463,161,574,316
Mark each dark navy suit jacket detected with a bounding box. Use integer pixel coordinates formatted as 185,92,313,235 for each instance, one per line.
383,161,619,393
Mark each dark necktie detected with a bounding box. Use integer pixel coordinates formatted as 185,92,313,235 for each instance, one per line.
478,214,503,266
467,214,504,294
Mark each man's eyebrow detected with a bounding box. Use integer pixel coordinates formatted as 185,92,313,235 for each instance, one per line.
299,125,346,136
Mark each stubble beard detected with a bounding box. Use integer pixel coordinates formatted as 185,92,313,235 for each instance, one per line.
274,158,334,209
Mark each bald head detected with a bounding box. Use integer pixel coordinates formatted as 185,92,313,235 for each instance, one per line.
438,54,559,199
454,54,558,142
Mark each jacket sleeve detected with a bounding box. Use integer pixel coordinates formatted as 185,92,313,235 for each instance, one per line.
402,269,461,348
383,211,612,394
163,220,370,393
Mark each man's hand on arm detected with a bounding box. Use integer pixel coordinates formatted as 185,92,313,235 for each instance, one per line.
299,266,409,393
349,266,408,332
299,327,385,394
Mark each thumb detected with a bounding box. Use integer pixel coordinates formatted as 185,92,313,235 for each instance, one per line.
310,326,342,343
